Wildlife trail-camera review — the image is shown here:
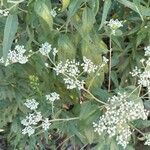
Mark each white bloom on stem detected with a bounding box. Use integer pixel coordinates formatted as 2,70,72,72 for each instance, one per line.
22,126,35,136
102,56,109,63
24,99,39,110
144,134,150,146
0,9,9,16
39,42,52,56
42,118,51,131
50,8,57,17
93,93,149,148
81,57,98,73
106,19,123,35
46,92,60,102
52,48,58,56
129,66,141,77
21,112,42,126
144,46,150,56
138,71,150,87
0,45,28,66
64,78,84,90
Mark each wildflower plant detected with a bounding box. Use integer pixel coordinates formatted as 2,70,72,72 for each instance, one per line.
0,0,150,149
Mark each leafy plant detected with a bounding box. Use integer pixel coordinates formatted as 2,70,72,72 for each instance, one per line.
0,0,150,149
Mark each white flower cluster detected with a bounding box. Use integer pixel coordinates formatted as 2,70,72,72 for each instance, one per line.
21,99,51,136
24,99,39,110
106,19,123,35
54,57,108,90
135,47,150,87
93,93,149,148
42,118,51,131
129,66,141,77
138,70,150,87
129,46,150,88
0,45,28,66
54,59,85,90
50,8,57,17
144,46,150,56
39,42,58,56
144,134,150,146
46,92,60,103
0,9,9,16
82,57,98,73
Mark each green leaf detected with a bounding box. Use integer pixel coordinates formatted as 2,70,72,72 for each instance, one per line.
58,34,76,61
67,0,84,20
81,7,95,34
62,0,70,11
34,0,53,31
2,14,18,61
87,0,99,15
79,101,98,120
111,71,119,87
117,0,150,17
99,0,112,30
133,119,150,128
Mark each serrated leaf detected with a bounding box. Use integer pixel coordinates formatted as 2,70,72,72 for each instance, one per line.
2,14,18,61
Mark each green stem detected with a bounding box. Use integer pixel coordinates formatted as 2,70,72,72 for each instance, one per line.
108,35,112,92
83,88,107,105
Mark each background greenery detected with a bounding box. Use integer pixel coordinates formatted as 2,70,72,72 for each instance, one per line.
0,0,150,149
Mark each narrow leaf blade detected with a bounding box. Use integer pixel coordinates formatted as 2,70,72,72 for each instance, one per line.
2,14,18,61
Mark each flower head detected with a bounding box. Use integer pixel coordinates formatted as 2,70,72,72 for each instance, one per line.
22,126,35,136
46,92,60,102
0,9,9,17
42,118,51,131
93,93,149,148
144,46,150,56
106,19,123,35
0,45,28,66
50,8,57,17
39,42,52,56
24,99,39,110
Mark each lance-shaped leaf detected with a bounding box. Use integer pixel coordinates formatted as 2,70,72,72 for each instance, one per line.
2,14,18,61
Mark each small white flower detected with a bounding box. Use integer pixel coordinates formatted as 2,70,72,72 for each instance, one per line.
0,9,9,17
45,63,49,67
81,57,98,73
0,45,28,66
42,118,51,131
93,93,149,148
52,48,58,56
46,92,60,102
50,8,57,17
21,112,42,127
144,46,150,56
39,42,52,56
129,66,141,77
138,71,150,87
22,126,35,136
102,56,109,63
106,19,123,35
64,78,84,90
144,134,150,146
24,99,39,110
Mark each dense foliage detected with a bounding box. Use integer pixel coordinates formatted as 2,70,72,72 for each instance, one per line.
0,0,150,149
